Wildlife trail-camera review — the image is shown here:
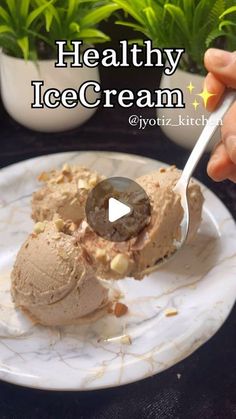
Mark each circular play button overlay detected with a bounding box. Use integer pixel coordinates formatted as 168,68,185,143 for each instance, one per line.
85,177,151,242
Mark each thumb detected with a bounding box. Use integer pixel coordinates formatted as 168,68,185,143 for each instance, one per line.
204,49,236,88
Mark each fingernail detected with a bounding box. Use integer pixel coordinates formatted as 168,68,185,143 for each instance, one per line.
207,49,235,67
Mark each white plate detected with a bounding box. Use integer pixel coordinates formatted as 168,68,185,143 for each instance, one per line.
0,151,235,391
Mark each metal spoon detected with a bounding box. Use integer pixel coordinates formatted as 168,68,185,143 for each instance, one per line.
143,89,236,276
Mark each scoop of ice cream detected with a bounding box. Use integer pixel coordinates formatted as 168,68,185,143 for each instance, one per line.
137,165,204,241
11,221,109,326
74,166,204,280
74,185,183,280
32,164,103,225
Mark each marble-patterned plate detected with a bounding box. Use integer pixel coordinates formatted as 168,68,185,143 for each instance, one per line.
0,151,235,391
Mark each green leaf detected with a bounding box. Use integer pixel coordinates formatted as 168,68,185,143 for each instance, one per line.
220,6,236,19
67,0,78,20
0,35,21,57
193,0,214,33
0,25,13,34
44,10,53,32
182,0,194,24
164,4,190,39
17,36,29,60
79,28,109,40
219,19,236,31
143,7,157,30
0,6,10,23
80,4,120,27
209,0,225,25
26,1,53,28
20,0,30,19
27,28,55,48
206,28,223,47
69,22,80,33
5,0,16,16
115,20,144,33
46,4,61,27
113,0,145,25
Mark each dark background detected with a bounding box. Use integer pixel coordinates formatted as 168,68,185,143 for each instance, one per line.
0,21,236,419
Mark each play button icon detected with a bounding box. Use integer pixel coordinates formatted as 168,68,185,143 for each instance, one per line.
85,177,151,242
108,198,131,222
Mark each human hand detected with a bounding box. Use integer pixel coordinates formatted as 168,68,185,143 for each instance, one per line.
204,48,236,182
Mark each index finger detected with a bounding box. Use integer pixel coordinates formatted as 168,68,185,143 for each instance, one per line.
204,72,225,112
204,49,236,88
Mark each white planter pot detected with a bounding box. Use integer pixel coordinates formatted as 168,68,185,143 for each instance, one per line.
158,69,220,151
0,52,100,132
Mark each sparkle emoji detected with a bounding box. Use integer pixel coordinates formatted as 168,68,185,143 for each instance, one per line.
197,87,216,108
192,99,200,111
187,82,195,94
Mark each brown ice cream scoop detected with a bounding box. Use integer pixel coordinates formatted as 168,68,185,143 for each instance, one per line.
31,164,104,225
74,167,203,280
11,221,109,326
137,165,204,241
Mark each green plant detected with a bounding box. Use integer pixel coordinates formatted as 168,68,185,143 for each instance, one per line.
0,0,119,60
114,0,236,74
219,5,236,51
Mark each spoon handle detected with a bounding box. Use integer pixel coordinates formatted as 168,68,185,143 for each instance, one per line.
178,89,236,186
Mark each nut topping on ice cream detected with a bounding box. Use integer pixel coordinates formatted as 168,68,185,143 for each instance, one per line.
137,165,204,241
32,165,104,225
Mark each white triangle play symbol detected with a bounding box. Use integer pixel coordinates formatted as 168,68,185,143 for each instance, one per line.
108,197,131,223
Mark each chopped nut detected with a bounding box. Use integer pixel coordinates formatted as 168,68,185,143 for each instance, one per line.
68,222,77,233
62,191,69,197
54,218,64,232
114,292,124,301
62,163,71,174
78,179,90,190
164,307,178,317
33,222,45,234
70,197,78,206
37,171,49,182
55,174,64,184
64,220,77,234
114,302,128,317
52,234,61,241
159,167,166,173
48,178,56,184
96,249,107,262
107,302,114,314
88,174,98,187
58,247,69,260
110,254,129,275
120,335,132,345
